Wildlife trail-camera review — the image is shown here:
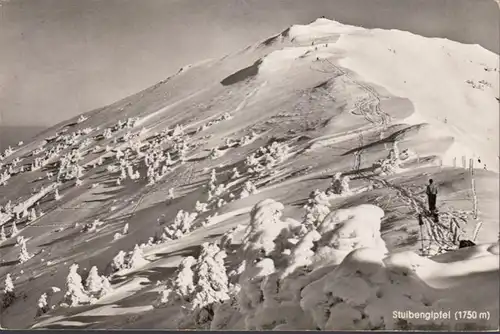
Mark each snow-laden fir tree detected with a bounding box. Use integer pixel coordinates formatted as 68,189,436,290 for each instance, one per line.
303,190,331,229
239,180,258,199
122,223,129,235
28,208,37,222
156,256,197,307
195,201,209,213
110,250,127,273
213,184,226,198
54,188,62,201
326,172,350,195
10,221,19,238
281,229,322,279
18,237,32,263
120,167,127,180
36,293,50,317
22,207,28,219
85,266,103,295
127,244,146,269
209,169,217,186
63,264,90,307
164,210,198,237
161,164,169,176
340,175,350,193
172,124,184,137
0,225,6,241
99,276,113,298
5,201,12,213
245,153,260,169
231,167,240,179
165,152,174,167
2,273,15,308
190,243,231,325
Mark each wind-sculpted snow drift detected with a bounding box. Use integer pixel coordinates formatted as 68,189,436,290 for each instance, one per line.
0,18,498,330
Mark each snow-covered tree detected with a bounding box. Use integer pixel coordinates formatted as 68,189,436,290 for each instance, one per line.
241,199,288,260
85,266,103,295
326,172,350,195
195,201,209,213
99,276,113,298
127,244,146,269
0,225,6,241
2,273,15,308
217,198,226,208
231,168,241,179
18,237,32,263
303,190,331,228
122,223,129,235
155,256,197,308
5,201,12,213
165,152,174,167
213,184,226,198
163,210,198,238
110,251,127,273
240,180,258,199
120,167,127,180
340,175,350,193
36,293,50,317
54,188,62,201
281,229,322,278
10,221,19,238
172,124,184,137
190,243,231,324
28,208,37,222
63,264,90,307
326,172,342,195
210,169,217,185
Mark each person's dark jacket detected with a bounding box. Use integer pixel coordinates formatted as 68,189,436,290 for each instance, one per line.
426,184,438,195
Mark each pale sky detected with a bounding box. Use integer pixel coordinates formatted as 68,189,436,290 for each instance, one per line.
0,0,498,127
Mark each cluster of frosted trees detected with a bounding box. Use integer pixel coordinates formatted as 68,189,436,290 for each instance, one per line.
155,242,234,326
109,244,148,274
190,197,391,330
372,141,414,176
245,141,290,176
61,264,112,308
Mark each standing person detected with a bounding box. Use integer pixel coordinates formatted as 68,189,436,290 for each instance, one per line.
426,179,438,214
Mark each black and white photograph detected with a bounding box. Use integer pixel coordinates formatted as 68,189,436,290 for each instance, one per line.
0,0,499,331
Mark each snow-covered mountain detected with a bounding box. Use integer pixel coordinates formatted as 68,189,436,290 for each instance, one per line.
0,18,498,330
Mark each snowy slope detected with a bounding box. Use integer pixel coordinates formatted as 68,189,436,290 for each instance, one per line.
0,19,498,330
